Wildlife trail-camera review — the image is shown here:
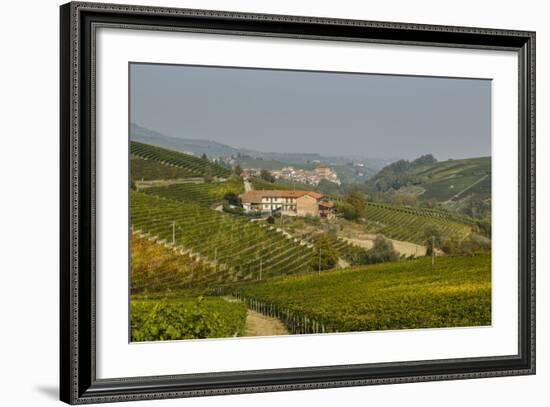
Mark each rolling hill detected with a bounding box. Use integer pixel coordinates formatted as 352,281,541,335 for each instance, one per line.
368,155,491,203
130,140,231,178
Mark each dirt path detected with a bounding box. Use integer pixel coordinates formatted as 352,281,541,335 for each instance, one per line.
222,296,289,337
445,174,489,203
342,235,427,257
244,309,289,337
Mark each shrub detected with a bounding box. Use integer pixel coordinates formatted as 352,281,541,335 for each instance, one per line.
360,235,399,264
223,191,241,206
441,234,491,256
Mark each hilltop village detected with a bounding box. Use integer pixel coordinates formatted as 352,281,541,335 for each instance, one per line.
241,163,341,186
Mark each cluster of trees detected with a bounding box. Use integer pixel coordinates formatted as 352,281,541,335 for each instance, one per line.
360,235,399,264
368,154,437,193
311,233,399,272
334,191,366,221
259,169,276,183
421,223,491,256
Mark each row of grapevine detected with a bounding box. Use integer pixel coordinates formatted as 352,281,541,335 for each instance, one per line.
364,202,473,244
130,156,197,181
365,201,476,225
130,141,231,178
131,191,316,284
142,177,244,207
231,255,491,333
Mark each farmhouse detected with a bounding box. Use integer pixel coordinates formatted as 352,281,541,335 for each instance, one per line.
239,190,334,218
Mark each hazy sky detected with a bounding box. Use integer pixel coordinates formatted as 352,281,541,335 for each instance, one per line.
130,63,491,160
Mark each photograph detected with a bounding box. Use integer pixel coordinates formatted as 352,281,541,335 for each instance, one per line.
129,62,493,342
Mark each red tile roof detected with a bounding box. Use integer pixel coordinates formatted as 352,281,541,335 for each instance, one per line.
240,190,323,203
319,200,334,208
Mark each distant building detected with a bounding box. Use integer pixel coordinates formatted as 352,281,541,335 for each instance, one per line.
239,190,334,218
315,163,332,177
265,163,341,186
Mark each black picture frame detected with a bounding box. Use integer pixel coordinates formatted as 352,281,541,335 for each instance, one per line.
60,2,536,404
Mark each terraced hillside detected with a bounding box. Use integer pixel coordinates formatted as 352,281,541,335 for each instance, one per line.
229,255,491,334
130,156,197,181
130,141,231,178
364,202,474,244
143,177,244,207
131,192,316,283
410,157,491,202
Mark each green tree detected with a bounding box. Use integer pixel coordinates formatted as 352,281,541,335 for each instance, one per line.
234,164,243,176
201,153,208,160
223,192,241,206
356,235,398,264
311,234,339,272
371,235,398,262
346,191,366,218
260,169,275,183
336,201,358,221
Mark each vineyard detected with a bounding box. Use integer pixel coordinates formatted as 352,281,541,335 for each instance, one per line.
142,176,244,207
131,191,316,283
130,156,197,181
131,295,247,341
131,233,217,292
363,202,474,244
308,234,370,265
228,255,491,334
130,141,231,178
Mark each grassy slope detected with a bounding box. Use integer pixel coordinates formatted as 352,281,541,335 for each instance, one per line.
236,255,491,332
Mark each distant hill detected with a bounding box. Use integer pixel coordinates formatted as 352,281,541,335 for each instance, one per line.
131,123,241,158
368,155,491,203
130,124,386,179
